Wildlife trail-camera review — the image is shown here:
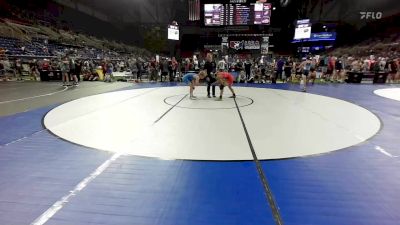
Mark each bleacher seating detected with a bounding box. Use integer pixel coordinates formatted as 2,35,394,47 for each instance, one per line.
0,1,151,60
0,35,136,60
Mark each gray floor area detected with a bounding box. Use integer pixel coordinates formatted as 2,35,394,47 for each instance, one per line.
0,81,134,116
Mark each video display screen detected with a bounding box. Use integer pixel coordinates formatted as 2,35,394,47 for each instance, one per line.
204,3,271,26
294,26,311,40
294,19,311,40
204,4,223,26
168,25,179,40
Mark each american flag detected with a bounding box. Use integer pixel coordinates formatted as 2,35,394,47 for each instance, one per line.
188,0,200,21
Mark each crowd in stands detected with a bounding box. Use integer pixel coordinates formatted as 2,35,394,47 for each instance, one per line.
1,48,399,84
176,51,399,85
0,0,153,82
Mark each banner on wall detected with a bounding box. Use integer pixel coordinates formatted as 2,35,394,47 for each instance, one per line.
229,40,260,50
292,32,336,43
221,37,229,53
261,36,269,54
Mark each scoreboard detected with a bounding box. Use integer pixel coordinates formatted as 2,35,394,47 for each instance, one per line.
204,2,271,26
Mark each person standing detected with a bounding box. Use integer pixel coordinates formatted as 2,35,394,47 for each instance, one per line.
15,59,22,80
298,57,312,92
193,55,199,71
60,57,70,86
335,57,343,82
184,58,191,73
275,57,285,83
104,61,112,82
75,60,82,82
387,58,398,83
160,58,169,82
327,55,336,82
167,59,173,81
284,57,293,83
203,53,216,98
171,57,178,82
149,57,157,82
69,57,78,86
217,58,226,72
395,58,400,83
244,59,252,81
309,57,318,85
136,59,142,81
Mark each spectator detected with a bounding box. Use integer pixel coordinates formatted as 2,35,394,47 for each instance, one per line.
217,58,226,72
168,59,173,81
275,57,284,82
75,60,82,82
160,58,169,82
136,59,142,81
387,58,398,83
69,57,79,86
244,59,252,81
149,58,158,82
59,57,70,86
284,58,293,82
104,62,113,83
171,57,178,81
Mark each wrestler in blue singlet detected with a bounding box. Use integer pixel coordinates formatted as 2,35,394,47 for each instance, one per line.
182,73,198,84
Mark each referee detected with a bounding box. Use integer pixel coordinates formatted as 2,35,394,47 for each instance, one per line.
203,53,216,98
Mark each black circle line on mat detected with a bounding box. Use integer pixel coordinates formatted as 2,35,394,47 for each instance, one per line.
38,85,383,163
163,94,254,110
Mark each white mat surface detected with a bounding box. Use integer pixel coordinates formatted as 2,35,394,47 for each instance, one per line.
374,88,400,102
44,86,381,160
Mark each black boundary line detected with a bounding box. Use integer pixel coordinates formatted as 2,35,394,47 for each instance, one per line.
153,94,188,124
233,97,284,225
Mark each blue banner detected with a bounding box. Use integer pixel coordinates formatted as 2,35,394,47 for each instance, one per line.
311,32,336,40
292,32,336,43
